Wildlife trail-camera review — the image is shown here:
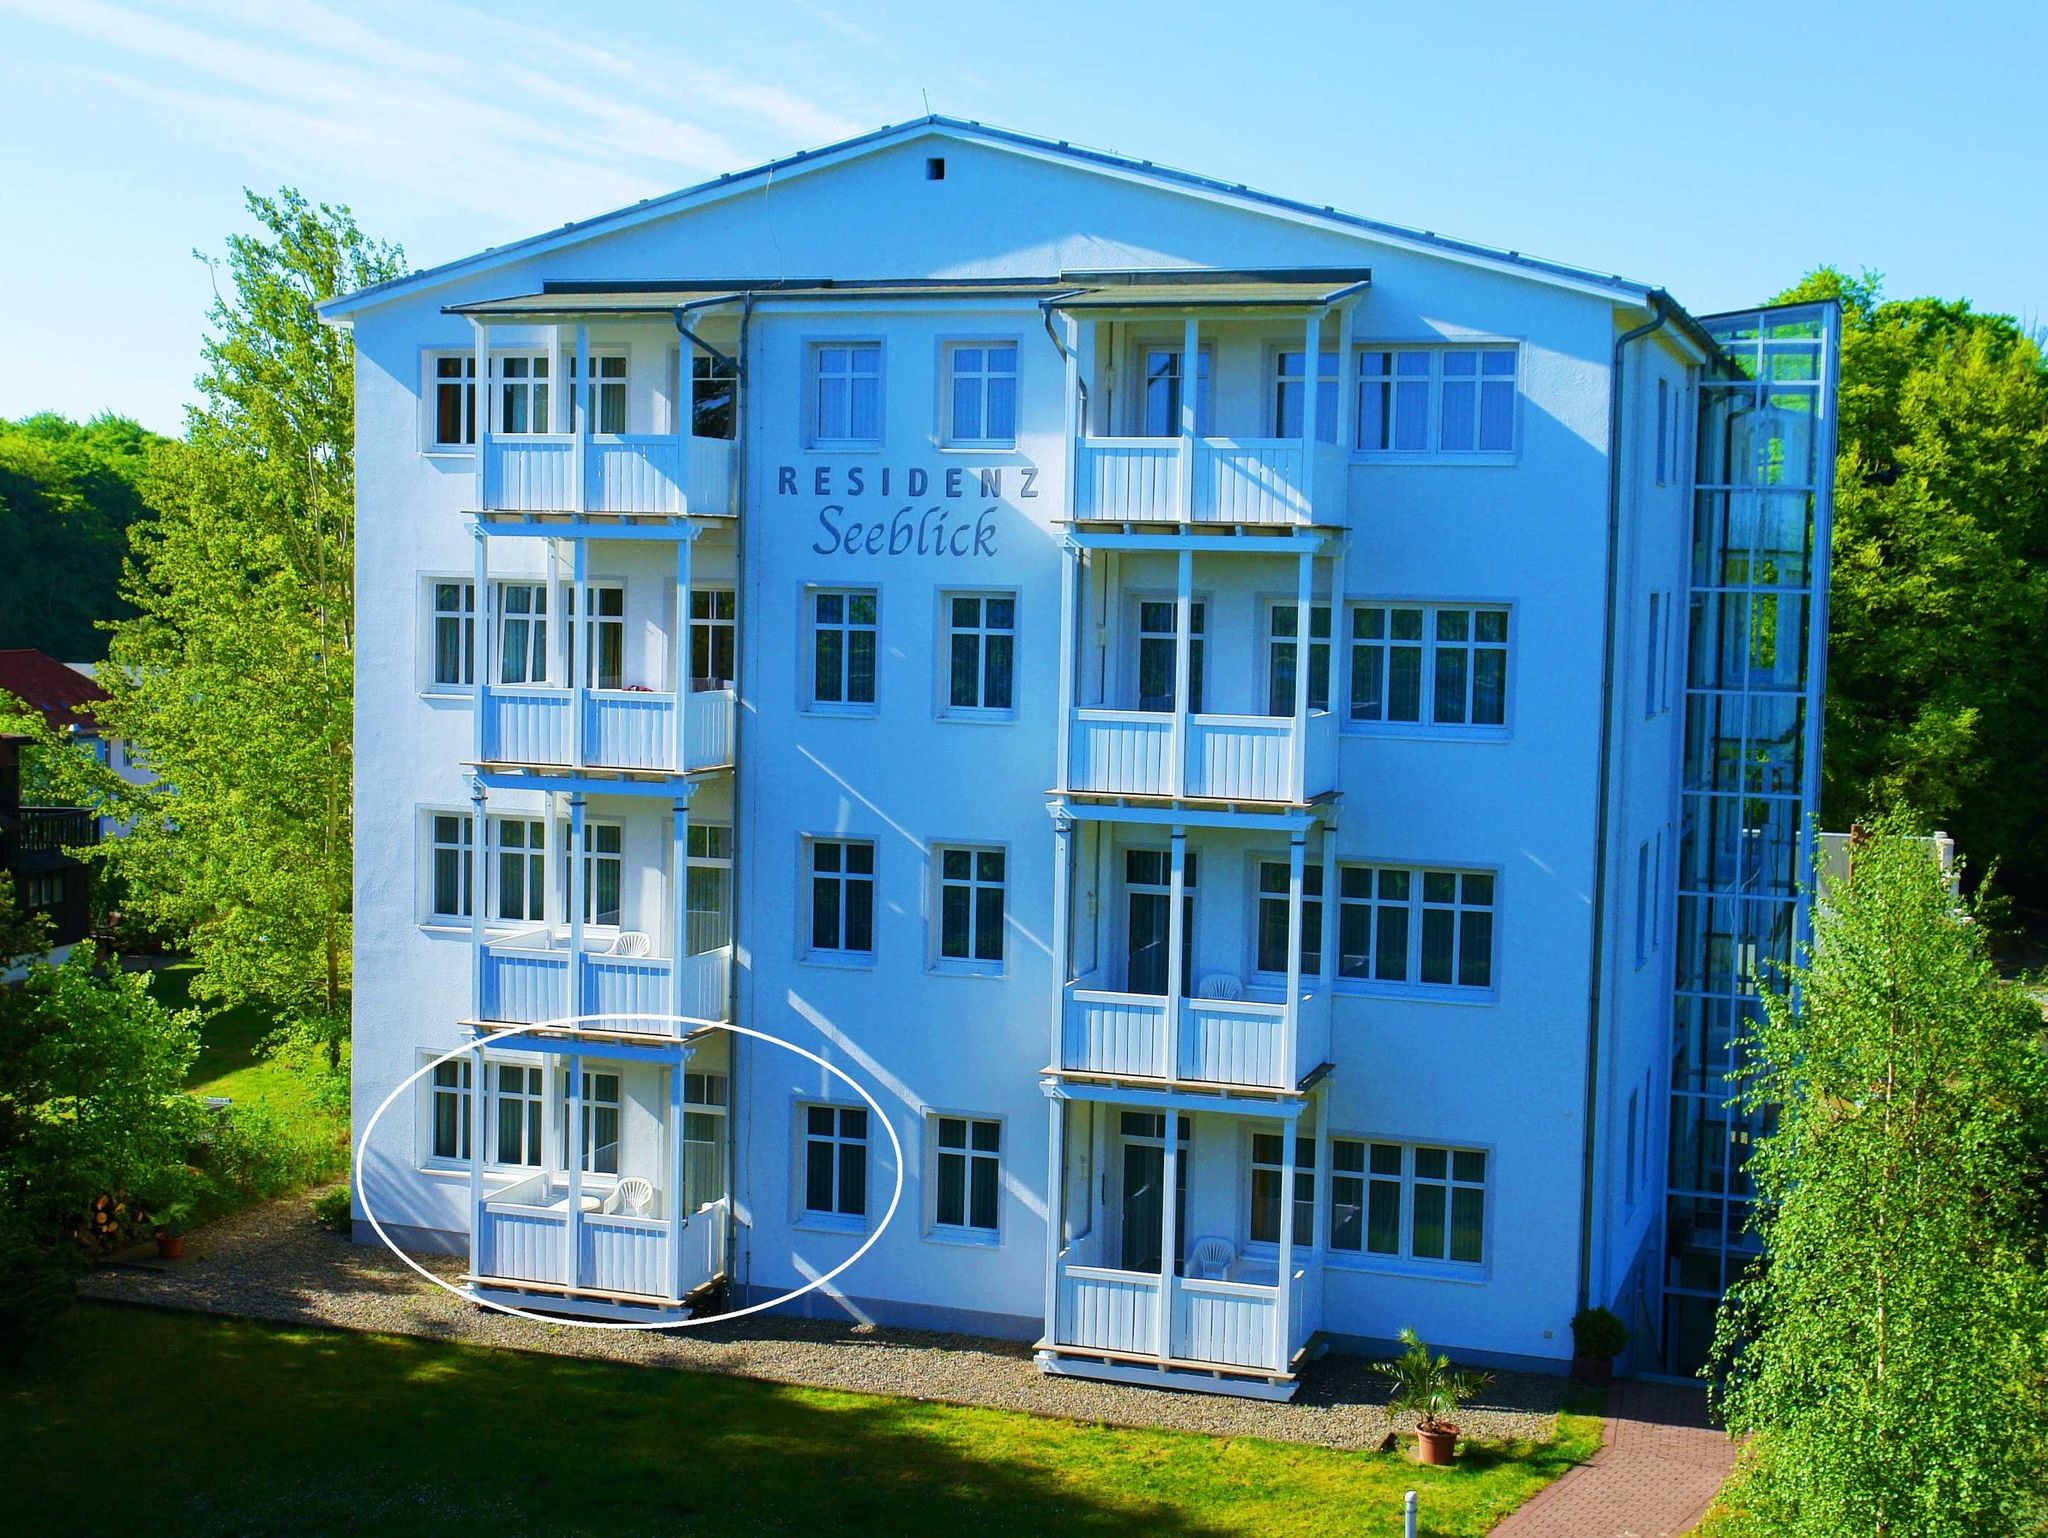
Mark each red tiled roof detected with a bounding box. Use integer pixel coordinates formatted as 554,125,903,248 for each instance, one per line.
0,649,108,733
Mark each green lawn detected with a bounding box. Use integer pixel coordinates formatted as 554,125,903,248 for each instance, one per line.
4,1305,1601,1536
147,962,313,1111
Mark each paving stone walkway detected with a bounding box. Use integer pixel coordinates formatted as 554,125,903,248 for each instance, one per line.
1489,1379,1734,1538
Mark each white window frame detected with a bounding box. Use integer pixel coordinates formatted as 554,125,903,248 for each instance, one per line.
1270,345,1338,441
1251,856,1322,982
807,340,884,450
568,350,629,435
798,1100,871,1229
495,582,551,686
1333,864,1498,997
1327,1136,1490,1271
423,350,477,452
419,1052,473,1168
424,577,475,693
690,586,737,691
491,1062,546,1167
490,815,548,926
1131,341,1214,437
1131,593,1208,713
571,581,626,691
805,836,876,963
1353,343,1518,460
424,809,474,926
566,819,623,931
1263,600,1332,717
684,822,732,957
1244,1128,1315,1250
559,1067,622,1177
1655,375,1670,485
493,352,554,436
927,1112,1003,1242
1635,839,1652,967
1345,601,1511,735
932,843,1006,975
939,589,1017,719
941,340,1020,449
804,586,879,713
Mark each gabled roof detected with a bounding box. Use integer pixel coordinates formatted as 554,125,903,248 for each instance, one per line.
319,116,1665,323
0,650,106,734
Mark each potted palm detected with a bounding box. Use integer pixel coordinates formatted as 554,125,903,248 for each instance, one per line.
1374,1328,1493,1466
151,1200,194,1260
1570,1306,1628,1386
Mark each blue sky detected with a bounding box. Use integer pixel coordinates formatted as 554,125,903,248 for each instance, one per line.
2,0,2042,434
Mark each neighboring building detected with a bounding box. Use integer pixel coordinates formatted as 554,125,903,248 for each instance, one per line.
0,650,107,955
323,118,1837,1392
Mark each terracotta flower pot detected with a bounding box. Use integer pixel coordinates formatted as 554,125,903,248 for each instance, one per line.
1571,1352,1613,1387
1414,1424,1458,1465
156,1233,185,1260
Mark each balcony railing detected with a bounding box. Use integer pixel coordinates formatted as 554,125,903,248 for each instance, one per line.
1073,437,1347,526
477,938,733,1030
10,806,99,860
1052,1258,1314,1373
1060,973,1330,1091
482,687,734,774
1065,708,1335,802
483,435,735,517
477,1178,728,1303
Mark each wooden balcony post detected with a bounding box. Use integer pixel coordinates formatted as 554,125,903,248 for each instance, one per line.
1335,300,1358,489
1284,831,1306,1083
668,1045,693,1298
1292,547,1314,802
1300,309,1320,507
670,793,691,1025
472,524,492,763
1275,1110,1297,1371
1172,547,1193,797
1055,538,1078,791
1042,1096,1066,1348
673,532,694,772
1166,825,1187,1085
1178,315,1199,520
1060,308,1081,514
565,1049,584,1287
572,323,589,514
569,537,588,770
1049,805,1073,1071
1319,817,1340,995
568,792,588,1017
471,319,491,511
468,776,488,1018
1158,1106,1181,1362
466,1037,485,1278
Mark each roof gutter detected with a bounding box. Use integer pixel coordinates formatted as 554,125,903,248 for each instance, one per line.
1578,291,1672,1314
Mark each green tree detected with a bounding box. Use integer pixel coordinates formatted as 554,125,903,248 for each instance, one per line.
0,412,161,659
91,191,403,1072
1775,267,2048,905
1710,827,2048,1535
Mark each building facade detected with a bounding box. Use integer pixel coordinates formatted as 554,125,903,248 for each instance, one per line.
327,119,1835,1392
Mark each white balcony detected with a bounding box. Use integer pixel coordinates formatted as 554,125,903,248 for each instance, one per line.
483,435,735,518
477,1177,728,1305
1051,1258,1315,1374
1060,973,1330,1091
1073,437,1347,526
481,687,734,775
1065,707,1336,802
477,936,733,1030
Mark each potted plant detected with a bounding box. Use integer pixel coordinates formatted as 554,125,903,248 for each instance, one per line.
1373,1328,1493,1466
1570,1305,1628,1385
152,1200,194,1260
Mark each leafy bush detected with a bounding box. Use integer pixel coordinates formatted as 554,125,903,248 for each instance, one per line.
1570,1306,1628,1360
197,1101,344,1206
310,1185,352,1234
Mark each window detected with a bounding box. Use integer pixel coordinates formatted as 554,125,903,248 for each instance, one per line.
932,1115,1000,1234
685,823,731,955
1265,603,1331,715
691,588,736,689
1348,604,1509,728
496,583,549,685
1335,866,1496,990
809,838,875,957
560,1070,621,1175
569,353,627,434
429,813,473,921
493,818,546,923
1356,346,1515,455
803,1104,869,1219
936,846,1005,968
494,1064,544,1166
577,821,622,928
809,589,877,708
944,344,1018,447
24,872,61,912
1255,860,1322,977
1330,1139,1487,1264
810,343,882,447
431,354,476,447
430,581,474,689
572,583,625,691
691,353,737,440
496,353,551,435
944,593,1015,715
429,1058,472,1161
1249,1132,1314,1246
1136,599,1205,713
1635,839,1652,967
1625,1089,1640,1207
1273,349,1338,440
1139,346,1212,436
1655,377,1670,485
1124,848,1196,997
683,1072,728,1210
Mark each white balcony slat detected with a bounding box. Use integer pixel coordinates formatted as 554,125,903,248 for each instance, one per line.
1179,999,1287,1087
1063,989,1168,1078
488,689,572,765
1056,1265,1160,1355
684,688,735,768
580,1214,669,1295
585,692,673,770
479,1207,564,1284
1173,1278,1280,1369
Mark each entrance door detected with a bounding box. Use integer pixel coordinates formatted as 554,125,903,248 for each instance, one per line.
1117,1111,1189,1273
1124,848,1196,996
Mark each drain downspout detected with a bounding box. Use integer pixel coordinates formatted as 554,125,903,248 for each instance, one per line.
1578,292,1672,1315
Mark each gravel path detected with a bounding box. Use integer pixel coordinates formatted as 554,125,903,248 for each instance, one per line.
78,1191,1568,1452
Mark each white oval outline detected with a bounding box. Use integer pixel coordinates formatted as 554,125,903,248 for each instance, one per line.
354,1015,905,1331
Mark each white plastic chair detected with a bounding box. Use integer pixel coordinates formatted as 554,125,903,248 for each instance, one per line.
1188,1235,1237,1281
608,1177,654,1217
607,931,652,958
1197,974,1243,1001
